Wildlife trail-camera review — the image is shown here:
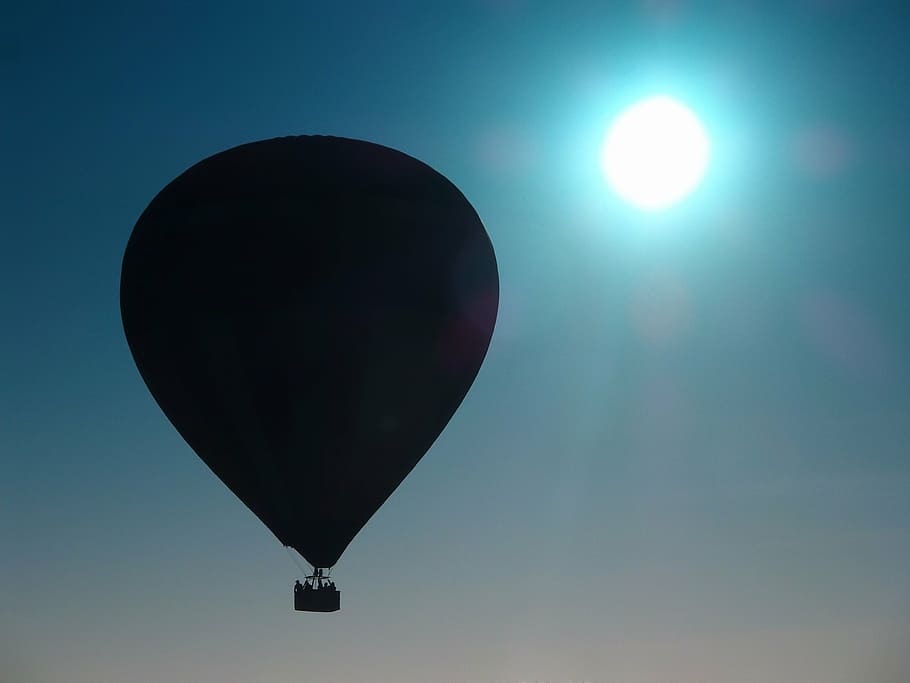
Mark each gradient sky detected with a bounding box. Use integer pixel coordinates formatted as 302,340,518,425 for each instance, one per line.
3,2,910,682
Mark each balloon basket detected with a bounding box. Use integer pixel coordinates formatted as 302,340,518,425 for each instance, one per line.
294,574,340,612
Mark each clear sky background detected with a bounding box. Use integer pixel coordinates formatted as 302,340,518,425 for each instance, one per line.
3,2,910,682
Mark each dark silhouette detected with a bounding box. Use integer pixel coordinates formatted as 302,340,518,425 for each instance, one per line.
294,571,340,612
120,136,499,613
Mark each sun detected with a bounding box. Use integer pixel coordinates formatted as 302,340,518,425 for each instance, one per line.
601,95,710,211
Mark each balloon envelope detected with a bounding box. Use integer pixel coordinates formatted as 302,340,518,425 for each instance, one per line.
121,136,498,568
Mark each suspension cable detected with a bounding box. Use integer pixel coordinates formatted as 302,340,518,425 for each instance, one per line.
284,546,310,578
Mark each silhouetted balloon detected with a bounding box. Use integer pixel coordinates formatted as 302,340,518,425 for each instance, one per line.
121,136,498,569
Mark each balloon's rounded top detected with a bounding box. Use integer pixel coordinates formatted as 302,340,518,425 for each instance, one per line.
121,136,498,569
142,135,469,222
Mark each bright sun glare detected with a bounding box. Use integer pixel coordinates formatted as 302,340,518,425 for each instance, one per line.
601,95,710,211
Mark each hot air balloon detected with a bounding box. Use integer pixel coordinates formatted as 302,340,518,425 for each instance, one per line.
120,136,498,612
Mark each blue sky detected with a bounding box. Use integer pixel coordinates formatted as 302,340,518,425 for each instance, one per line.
3,2,910,682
